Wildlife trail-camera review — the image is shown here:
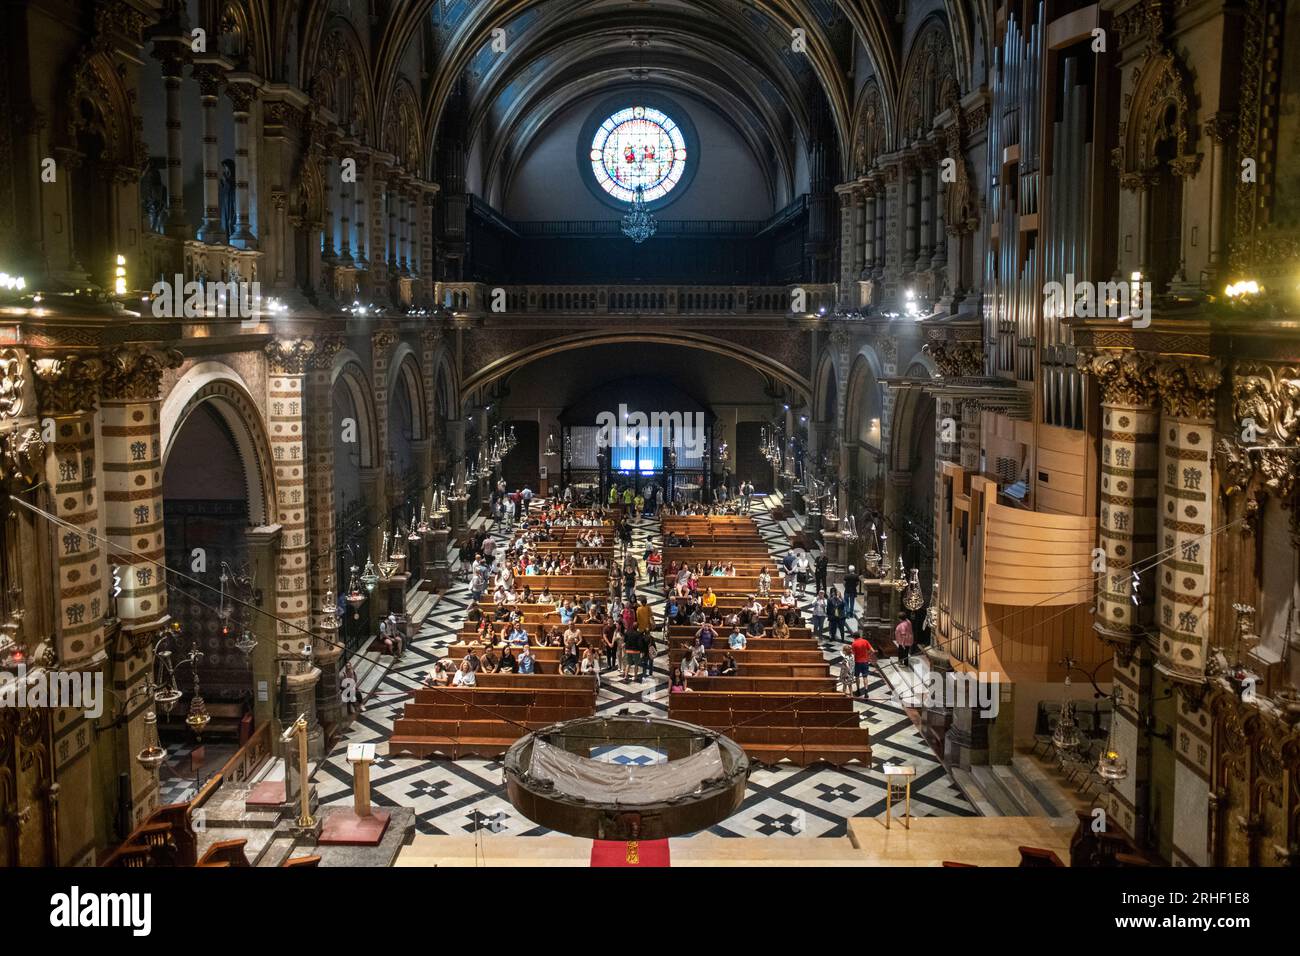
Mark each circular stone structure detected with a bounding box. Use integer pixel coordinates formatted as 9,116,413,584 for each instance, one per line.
503,716,749,840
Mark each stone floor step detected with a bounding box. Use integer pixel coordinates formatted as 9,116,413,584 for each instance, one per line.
949,766,1000,817
970,764,1030,816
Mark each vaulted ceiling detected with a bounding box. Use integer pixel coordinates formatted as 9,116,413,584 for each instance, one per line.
364,0,980,189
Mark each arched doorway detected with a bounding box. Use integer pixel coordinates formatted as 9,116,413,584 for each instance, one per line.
844,352,885,516
161,403,261,741
331,359,378,655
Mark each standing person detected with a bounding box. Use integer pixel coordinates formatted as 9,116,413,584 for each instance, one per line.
850,632,877,697
794,550,811,595
635,596,653,633
842,565,861,620
893,610,915,663
814,552,828,595
827,587,846,644
624,628,645,682
811,590,828,638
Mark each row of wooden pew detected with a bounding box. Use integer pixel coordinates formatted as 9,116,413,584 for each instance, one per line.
663,515,871,767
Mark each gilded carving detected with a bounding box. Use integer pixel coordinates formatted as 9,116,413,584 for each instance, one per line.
926,340,982,378
264,338,316,375
1154,358,1222,420
1078,348,1158,406
1226,362,1300,503
32,354,106,415
99,346,183,401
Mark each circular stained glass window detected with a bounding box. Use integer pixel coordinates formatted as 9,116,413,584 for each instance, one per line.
588,106,689,204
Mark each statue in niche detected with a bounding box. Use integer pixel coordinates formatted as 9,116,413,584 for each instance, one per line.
219,158,237,237
141,158,168,233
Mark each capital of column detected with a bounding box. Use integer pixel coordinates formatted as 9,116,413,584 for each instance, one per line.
32,353,107,416
225,80,257,115
99,346,184,402
191,63,225,99
1077,348,1159,407
1153,358,1222,420
265,338,317,375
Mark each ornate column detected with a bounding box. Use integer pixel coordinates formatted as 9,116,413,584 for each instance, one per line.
32,356,107,671
193,65,227,245
1152,358,1223,683
1079,350,1161,644
226,81,257,248
931,173,947,271
836,186,855,308
304,335,345,730
155,46,191,238
264,339,321,754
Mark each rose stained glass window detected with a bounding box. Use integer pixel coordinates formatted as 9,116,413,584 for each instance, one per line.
588,106,688,203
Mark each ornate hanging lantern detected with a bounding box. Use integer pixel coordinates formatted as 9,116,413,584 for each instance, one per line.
903,568,924,611
360,557,379,592
621,184,657,243
1052,672,1082,756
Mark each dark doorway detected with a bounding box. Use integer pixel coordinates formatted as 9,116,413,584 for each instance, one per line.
500,420,540,491
735,421,768,492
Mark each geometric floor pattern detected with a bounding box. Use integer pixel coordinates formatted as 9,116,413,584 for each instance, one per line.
316,494,973,837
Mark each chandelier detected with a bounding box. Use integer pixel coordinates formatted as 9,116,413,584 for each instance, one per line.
621,185,657,243
902,568,925,611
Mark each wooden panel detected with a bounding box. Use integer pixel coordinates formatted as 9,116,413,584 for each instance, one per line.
1035,485,1086,516
981,498,1094,608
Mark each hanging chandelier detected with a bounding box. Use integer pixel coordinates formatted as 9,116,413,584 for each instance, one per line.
902,568,924,611
621,185,657,243
1053,669,1082,756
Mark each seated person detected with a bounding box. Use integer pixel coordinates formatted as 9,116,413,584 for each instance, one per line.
517,647,537,674
453,658,477,686
508,622,530,647
480,646,500,674
719,652,738,676
728,627,747,650
774,616,791,639
498,647,518,673
696,621,717,649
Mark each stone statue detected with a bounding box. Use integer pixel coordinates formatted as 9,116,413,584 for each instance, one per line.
141,159,168,234
219,158,237,238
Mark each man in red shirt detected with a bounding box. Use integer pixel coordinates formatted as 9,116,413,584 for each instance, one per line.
850,632,876,697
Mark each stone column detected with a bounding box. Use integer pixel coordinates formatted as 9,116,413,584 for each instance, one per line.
919,162,934,267
872,176,886,276
304,335,345,731
387,182,399,272
1204,114,1237,286
1079,350,1160,644
1152,358,1222,682
336,146,354,265
226,82,257,248
264,339,320,752
931,175,947,271
194,65,227,244
904,159,920,271
863,190,876,277
244,526,282,732
398,186,411,275
852,187,867,281
321,152,336,263
352,153,369,268
156,48,190,238
33,358,108,672
836,187,855,308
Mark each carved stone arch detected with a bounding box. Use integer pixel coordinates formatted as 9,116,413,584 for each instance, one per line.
331,355,380,470
888,357,939,474
1116,48,1197,178
853,79,888,175
64,51,143,171
897,16,958,144
844,348,885,451
388,346,428,443
309,19,375,142
383,79,423,173
217,0,255,70
813,348,840,429
160,363,276,527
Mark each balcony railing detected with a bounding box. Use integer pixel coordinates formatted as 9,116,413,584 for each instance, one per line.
435,282,835,316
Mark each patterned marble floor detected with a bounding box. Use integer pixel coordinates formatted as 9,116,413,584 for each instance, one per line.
315,495,973,837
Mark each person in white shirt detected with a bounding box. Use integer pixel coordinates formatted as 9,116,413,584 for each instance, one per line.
453,659,476,686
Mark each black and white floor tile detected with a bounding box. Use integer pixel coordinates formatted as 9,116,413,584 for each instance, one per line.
316,497,972,837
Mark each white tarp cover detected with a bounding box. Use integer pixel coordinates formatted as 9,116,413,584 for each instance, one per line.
528,738,726,804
